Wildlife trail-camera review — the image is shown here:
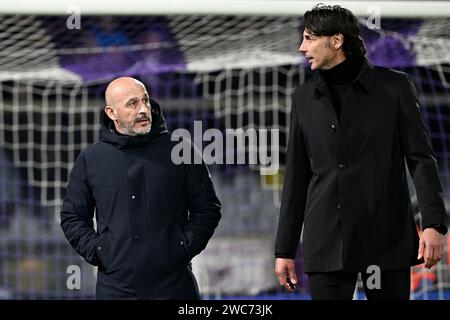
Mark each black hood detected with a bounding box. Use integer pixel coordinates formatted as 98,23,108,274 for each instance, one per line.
100,98,168,147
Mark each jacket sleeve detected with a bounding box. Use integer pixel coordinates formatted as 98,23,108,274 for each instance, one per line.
60,151,100,266
398,74,448,233
182,148,222,259
275,91,313,259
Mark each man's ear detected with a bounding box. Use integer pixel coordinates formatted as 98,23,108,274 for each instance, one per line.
333,34,344,50
104,105,116,121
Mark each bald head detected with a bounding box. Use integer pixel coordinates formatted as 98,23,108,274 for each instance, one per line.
104,77,152,136
105,77,147,107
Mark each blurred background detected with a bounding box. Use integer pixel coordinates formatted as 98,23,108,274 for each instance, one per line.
0,0,449,299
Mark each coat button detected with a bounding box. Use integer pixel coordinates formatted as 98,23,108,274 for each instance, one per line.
338,164,346,170
180,241,184,245
131,195,135,199
330,124,337,133
97,246,102,251
133,235,139,239
337,204,341,209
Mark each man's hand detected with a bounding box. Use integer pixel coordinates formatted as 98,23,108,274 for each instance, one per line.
275,258,297,292
417,228,445,269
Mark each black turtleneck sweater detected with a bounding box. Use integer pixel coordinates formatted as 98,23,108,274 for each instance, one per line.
320,57,364,120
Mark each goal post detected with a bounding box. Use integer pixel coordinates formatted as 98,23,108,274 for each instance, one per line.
1,0,449,17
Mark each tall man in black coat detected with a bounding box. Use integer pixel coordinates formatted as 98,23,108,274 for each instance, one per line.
275,4,447,300
61,77,221,299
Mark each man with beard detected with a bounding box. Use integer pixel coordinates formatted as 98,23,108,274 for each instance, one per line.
61,77,222,299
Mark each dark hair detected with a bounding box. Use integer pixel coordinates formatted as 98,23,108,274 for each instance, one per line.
303,3,366,58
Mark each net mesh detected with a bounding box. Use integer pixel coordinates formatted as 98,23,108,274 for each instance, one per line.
0,14,448,299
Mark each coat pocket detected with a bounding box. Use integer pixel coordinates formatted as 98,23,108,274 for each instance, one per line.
168,224,190,267
95,227,112,272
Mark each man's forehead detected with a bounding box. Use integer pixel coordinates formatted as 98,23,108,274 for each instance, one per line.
114,86,149,101
303,29,316,37
106,77,150,106
121,86,148,97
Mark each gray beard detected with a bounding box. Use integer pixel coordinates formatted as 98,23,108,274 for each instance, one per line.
117,120,151,136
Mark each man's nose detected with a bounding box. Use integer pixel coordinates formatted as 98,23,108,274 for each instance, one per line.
138,101,150,113
299,41,306,54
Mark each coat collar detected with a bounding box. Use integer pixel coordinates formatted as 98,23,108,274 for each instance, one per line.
314,58,375,98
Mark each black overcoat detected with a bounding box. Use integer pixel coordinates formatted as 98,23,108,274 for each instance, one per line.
275,60,447,272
